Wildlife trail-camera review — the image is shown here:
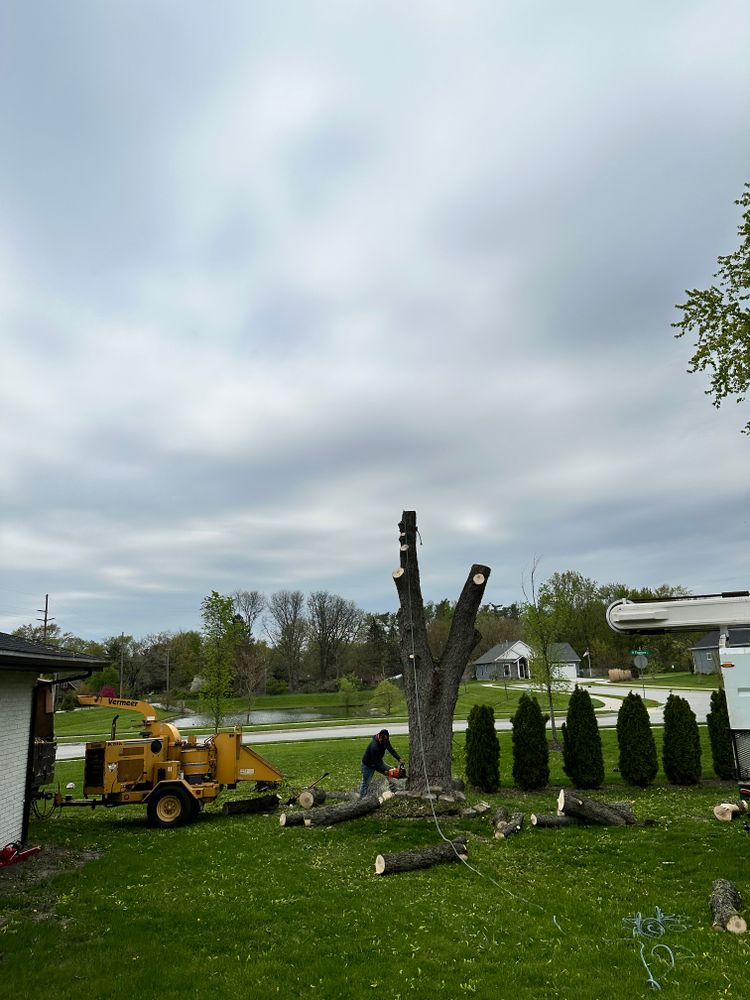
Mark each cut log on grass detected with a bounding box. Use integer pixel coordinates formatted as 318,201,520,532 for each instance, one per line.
557,789,636,826
304,791,392,827
710,879,747,933
298,788,326,809
494,812,524,839
713,800,749,823
375,838,468,876
279,811,306,827
223,794,281,816
531,813,581,829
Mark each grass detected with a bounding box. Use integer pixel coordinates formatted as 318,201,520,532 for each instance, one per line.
3,729,749,1000
609,672,720,690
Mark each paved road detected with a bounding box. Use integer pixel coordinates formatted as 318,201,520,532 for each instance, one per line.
55,681,712,760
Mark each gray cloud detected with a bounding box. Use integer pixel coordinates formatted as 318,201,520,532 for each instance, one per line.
2,2,750,639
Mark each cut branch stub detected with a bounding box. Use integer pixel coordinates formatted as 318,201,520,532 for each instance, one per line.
472,573,485,586
557,789,636,826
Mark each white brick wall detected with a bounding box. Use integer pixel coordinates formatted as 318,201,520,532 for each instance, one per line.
0,672,35,846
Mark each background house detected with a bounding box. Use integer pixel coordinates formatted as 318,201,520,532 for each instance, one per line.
0,632,105,847
473,641,532,680
691,627,750,674
546,642,582,683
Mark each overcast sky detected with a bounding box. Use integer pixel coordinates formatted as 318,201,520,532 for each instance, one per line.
2,2,750,641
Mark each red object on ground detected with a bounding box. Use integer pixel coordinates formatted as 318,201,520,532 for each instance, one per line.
0,843,42,868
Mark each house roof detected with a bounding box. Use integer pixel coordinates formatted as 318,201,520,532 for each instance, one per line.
0,631,107,674
547,642,580,663
473,641,530,665
692,628,750,650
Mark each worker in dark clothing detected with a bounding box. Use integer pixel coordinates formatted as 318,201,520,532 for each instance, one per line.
359,729,403,798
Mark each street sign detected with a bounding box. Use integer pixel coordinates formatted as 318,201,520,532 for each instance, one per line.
633,654,648,672
630,650,650,656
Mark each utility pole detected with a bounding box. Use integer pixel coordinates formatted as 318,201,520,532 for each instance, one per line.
36,594,55,641
165,647,171,709
119,632,125,697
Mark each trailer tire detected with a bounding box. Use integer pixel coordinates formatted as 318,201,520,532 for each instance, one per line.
147,786,193,829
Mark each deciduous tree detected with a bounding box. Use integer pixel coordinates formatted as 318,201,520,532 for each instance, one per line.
200,591,244,733
674,182,750,433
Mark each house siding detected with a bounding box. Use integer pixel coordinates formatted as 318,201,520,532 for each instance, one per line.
0,671,35,846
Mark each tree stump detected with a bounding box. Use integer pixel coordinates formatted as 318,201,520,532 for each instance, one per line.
557,789,636,826
710,879,747,933
713,800,749,822
375,838,468,875
303,791,392,827
298,788,326,809
530,813,581,829
222,794,281,815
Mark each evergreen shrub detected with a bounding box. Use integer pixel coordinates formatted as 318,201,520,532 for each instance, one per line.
662,693,701,784
562,685,604,789
706,688,736,780
465,704,500,792
511,693,549,790
616,692,657,787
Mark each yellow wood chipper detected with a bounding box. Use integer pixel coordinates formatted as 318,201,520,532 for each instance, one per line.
57,695,283,828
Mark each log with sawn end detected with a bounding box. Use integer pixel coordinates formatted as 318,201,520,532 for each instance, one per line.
222,794,281,816
304,791,393,827
530,813,581,829
710,879,747,933
298,787,326,809
557,789,636,826
375,838,468,876
279,810,306,827
494,811,524,839
713,800,749,822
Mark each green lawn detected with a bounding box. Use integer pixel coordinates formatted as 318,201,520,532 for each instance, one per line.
3,729,748,1000
609,672,720,690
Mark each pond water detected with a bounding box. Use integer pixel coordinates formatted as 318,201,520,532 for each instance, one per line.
170,708,334,728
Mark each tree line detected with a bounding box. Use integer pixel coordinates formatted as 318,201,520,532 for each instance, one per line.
11,570,703,701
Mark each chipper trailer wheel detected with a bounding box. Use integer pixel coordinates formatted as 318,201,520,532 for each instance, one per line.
147,785,193,829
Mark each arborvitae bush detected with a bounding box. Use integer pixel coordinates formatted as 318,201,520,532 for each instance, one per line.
465,704,500,792
616,692,657,787
662,693,702,784
562,685,604,789
511,693,549,790
706,688,735,780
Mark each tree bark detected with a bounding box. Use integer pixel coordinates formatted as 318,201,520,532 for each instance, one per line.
394,511,490,794
713,800,749,822
375,838,468,875
298,788,326,809
557,789,636,826
303,791,392,827
531,813,581,828
710,879,747,933
222,794,281,815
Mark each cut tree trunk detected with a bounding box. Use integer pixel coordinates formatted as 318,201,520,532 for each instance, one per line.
531,813,581,828
222,794,281,815
394,510,490,794
303,791,392,827
298,788,326,809
279,810,306,827
557,789,636,826
710,879,747,933
375,838,468,875
713,800,749,822
494,812,524,839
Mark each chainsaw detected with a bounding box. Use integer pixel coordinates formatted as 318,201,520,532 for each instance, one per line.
386,763,407,780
